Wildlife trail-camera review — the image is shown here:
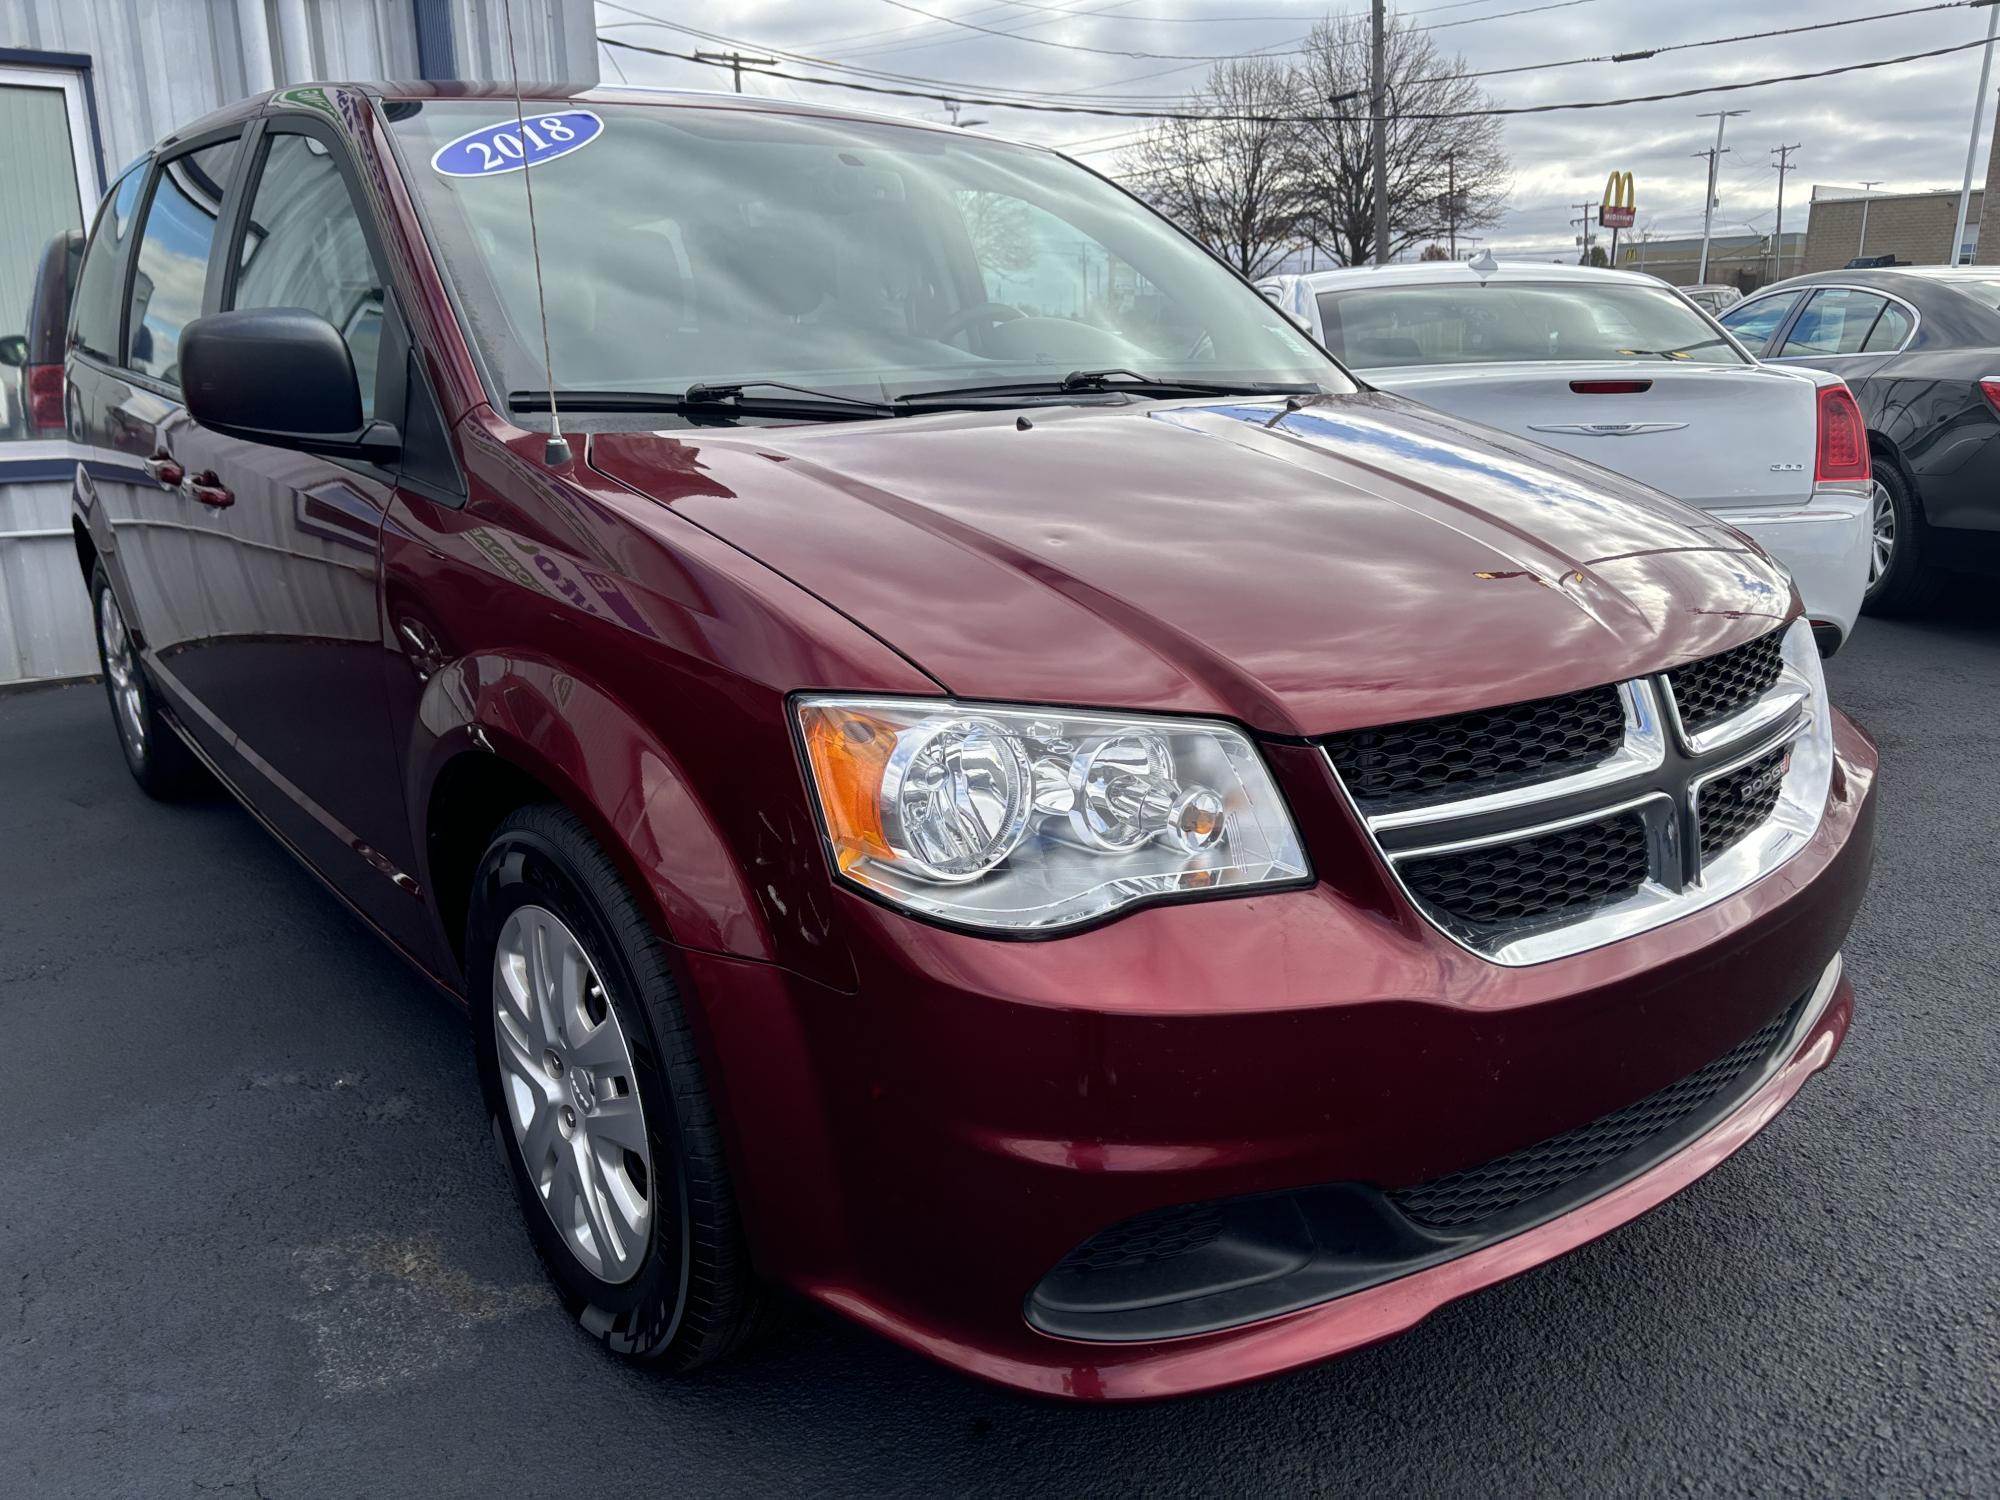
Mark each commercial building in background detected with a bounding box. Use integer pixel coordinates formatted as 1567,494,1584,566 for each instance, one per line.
0,0,594,686
1801,186,1981,274
1614,231,1803,291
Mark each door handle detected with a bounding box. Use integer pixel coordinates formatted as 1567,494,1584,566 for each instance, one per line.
141,451,184,487
181,471,234,508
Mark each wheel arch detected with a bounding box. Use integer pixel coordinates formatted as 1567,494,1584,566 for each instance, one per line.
1867,431,1925,516
412,654,782,979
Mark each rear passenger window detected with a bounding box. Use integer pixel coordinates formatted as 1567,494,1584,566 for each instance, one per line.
230,132,385,420
1779,289,1889,357
126,136,239,386
1862,301,1913,352
71,162,146,362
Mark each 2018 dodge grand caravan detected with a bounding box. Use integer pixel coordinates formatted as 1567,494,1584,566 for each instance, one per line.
66,83,1876,1400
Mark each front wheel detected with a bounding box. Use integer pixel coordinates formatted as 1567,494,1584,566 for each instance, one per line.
466,804,759,1369
89,564,207,799
1861,460,1945,616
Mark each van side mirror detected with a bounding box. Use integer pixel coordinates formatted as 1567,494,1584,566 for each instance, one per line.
180,308,399,463
0,334,26,368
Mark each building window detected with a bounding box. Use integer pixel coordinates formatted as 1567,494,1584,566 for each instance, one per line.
0,61,100,446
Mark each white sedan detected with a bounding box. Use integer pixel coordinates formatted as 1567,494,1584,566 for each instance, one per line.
1260,260,1871,651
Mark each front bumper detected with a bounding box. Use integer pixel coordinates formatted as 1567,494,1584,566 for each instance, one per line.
682,712,1877,1400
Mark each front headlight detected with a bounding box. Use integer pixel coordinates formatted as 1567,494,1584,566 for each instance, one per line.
795,697,1309,932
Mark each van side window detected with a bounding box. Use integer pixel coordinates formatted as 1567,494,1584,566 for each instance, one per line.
71,162,147,363
230,132,386,421
125,137,239,386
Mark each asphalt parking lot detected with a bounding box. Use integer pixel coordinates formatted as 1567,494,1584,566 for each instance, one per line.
3,597,1997,1498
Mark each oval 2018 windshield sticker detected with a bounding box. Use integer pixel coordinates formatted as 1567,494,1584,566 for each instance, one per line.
430,110,603,177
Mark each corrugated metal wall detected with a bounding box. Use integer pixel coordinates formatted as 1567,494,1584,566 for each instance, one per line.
0,0,595,685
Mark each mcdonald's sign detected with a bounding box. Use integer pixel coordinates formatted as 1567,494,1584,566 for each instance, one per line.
1600,171,1636,229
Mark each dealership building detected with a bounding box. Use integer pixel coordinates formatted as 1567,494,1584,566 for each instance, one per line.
0,0,594,686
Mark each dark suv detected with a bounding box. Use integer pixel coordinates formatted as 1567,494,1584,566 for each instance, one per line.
67,83,1876,1400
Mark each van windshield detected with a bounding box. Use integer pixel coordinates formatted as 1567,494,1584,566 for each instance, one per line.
383,99,1349,410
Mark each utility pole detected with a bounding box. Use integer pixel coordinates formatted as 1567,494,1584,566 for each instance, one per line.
1696,109,1748,282
1771,143,1800,284
691,50,776,93
1445,153,1458,259
1857,180,1884,260
1952,0,2000,266
1571,202,1598,264
1371,0,1389,264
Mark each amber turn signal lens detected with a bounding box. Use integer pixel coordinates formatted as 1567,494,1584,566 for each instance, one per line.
800,704,896,870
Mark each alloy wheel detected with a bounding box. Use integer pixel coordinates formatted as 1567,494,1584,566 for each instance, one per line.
1869,479,1896,587
492,904,654,1284
96,587,146,765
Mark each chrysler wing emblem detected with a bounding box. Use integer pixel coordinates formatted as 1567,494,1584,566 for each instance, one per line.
1527,421,1690,437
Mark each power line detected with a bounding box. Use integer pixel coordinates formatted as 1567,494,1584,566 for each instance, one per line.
1404,1,1993,89
595,4,1213,103
597,33,2000,122
601,0,1610,83
598,1,1992,116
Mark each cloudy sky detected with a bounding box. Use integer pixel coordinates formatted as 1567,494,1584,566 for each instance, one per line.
589,0,2000,257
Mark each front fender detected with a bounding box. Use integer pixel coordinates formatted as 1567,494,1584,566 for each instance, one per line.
409,651,819,979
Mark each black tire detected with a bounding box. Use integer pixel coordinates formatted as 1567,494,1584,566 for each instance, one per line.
88,563,208,799
466,803,759,1371
1862,458,1946,617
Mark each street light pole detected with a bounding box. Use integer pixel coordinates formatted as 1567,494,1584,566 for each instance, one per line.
1951,0,2000,266
1696,109,1748,282
1858,180,1884,260
1371,0,1389,264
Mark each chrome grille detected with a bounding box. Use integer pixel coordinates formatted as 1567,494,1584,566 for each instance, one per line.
1324,684,1625,812
1697,745,1788,860
1400,811,1649,933
1325,621,1831,966
1667,630,1786,735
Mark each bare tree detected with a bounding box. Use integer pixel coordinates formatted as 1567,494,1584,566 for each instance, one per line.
960,190,1038,283
1122,57,1303,277
1287,11,1509,266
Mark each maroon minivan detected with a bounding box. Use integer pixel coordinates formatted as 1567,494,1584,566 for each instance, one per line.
67,84,1876,1400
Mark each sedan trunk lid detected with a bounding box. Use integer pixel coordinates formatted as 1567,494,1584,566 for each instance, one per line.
1363,360,1821,514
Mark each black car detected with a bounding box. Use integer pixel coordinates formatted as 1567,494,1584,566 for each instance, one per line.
1720,266,2000,614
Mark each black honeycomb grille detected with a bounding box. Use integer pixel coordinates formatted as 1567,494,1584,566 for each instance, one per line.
1390,996,1805,1230
1323,684,1625,811
1668,630,1785,735
1400,812,1649,933
1700,745,1788,859
1054,1202,1224,1276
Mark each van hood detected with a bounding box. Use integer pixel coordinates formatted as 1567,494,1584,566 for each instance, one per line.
588,392,1792,736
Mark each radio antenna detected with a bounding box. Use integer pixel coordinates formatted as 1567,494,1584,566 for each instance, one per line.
503,0,569,466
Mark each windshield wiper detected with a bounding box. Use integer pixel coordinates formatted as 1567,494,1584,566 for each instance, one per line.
893,371,1323,407
508,383,898,419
